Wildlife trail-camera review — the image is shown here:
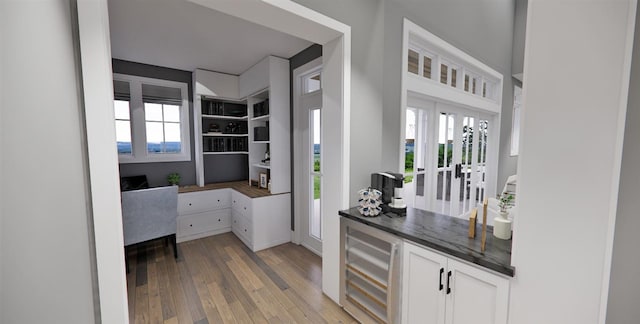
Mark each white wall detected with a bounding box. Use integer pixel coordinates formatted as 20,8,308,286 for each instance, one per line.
292,0,385,205
0,1,97,323
606,3,640,322
510,1,636,323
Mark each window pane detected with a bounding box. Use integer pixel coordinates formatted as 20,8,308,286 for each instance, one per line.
146,121,164,153
163,104,180,122
312,109,320,172
423,56,432,79
115,120,132,154
145,103,163,121
440,64,448,84
408,49,419,74
164,122,181,142
305,73,321,93
451,69,457,88
114,100,130,120
464,75,470,92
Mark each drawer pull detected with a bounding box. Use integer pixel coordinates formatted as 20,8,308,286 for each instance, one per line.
217,199,220,202
244,229,247,232
190,224,193,227
188,203,192,206
218,219,221,222
244,207,246,210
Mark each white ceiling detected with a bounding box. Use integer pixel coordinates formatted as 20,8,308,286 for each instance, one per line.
108,0,313,75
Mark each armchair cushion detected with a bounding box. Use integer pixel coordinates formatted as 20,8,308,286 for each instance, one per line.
121,186,178,246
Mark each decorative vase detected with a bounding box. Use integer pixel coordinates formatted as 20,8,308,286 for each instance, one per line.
493,210,512,240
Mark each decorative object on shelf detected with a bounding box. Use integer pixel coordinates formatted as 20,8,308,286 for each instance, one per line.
493,192,514,240
468,208,477,238
167,172,181,186
259,172,268,189
267,179,272,192
250,179,259,187
208,123,221,133
357,188,383,217
224,122,239,134
262,150,270,164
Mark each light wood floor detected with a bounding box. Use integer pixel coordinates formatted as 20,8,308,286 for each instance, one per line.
126,232,356,324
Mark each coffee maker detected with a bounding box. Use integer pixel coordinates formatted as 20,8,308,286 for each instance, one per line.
371,172,406,214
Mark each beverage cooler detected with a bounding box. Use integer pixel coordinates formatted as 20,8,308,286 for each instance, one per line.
340,218,402,323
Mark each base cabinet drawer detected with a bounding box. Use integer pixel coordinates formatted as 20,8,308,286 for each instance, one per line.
178,189,230,215
177,209,231,241
231,210,252,244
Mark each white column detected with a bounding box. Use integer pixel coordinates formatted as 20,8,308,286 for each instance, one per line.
509,1,637,323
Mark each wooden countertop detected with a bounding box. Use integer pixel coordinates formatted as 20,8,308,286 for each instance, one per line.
178,181,273,198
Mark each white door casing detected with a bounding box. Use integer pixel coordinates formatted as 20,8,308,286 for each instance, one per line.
77,1,351,317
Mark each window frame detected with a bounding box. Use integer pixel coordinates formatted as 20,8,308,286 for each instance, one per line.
510,84,523,156
113,73,191,163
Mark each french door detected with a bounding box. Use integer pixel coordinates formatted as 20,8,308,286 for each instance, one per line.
411,102,494,218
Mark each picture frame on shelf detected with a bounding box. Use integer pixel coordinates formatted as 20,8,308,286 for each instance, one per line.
259,173,268,189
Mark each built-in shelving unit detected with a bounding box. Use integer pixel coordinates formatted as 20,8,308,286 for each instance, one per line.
193,56,290,194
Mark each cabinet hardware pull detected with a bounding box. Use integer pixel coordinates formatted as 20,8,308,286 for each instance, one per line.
188,203,192,206
439,268,444,291
446,271,452,294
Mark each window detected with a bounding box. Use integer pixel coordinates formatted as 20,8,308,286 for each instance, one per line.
113,74,191,163
304,72,322,93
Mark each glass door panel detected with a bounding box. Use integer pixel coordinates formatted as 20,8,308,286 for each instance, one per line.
310,109,322,241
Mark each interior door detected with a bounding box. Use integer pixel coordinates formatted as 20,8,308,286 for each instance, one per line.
298,90,323,255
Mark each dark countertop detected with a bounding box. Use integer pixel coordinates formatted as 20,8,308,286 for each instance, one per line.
339,207,515,277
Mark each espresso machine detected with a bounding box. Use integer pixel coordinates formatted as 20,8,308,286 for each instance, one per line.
371,172,406,214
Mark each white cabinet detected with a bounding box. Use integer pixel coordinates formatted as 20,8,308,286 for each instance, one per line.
402,242,510,324
177,189,232,242
231,191,291,252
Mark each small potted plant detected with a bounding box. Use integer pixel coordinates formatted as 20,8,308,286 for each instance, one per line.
497,192,514,218
167,172,181,186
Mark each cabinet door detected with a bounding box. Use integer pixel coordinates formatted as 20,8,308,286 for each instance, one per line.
402,242,448,324
445,259,509,324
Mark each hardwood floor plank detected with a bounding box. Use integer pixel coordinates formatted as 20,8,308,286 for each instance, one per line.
207,282,237,324
224,245,265,290
228,301,254,324
156,256,177,320
127,251,137,324
163,317,178,324
238,244,289,290
134,285,149,324
147,262,164,324
164,255,194,324
126,233,354,324
177,259,207,322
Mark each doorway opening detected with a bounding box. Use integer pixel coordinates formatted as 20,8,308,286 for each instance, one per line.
293,57,323,255
75,1,351,321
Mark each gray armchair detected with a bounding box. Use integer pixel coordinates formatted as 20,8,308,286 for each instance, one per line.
121,186,179,259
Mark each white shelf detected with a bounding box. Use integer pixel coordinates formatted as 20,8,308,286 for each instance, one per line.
202,133,248,137
251,114,270,122
202,114,248,120
252,140,270,144
252,163,271,169
203,151,249,155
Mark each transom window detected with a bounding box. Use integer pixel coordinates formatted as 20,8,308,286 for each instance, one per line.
112,74,191,163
